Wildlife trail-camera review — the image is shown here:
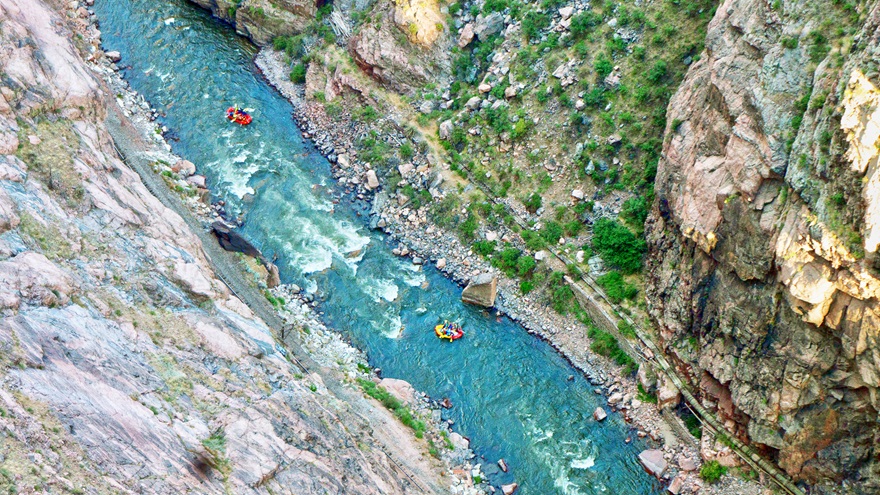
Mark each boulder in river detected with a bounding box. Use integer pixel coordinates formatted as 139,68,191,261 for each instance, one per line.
498,458,508,472
105,50,122,62
461,273,497,307
638,449,668,478
593,407,607,421
501,482,518,495
212,221,261,258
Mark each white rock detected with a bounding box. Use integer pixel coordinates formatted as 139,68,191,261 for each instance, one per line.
534,250,548,261
559,6,574,19
478,83,492,93
365,170,379,190
186,174,207,189
485,231,498,242
105,50,122,62
449,432,470,450
593,407,607,421
435,258,446,269
501,483,518,495
439,120,454,140
337,153,351,168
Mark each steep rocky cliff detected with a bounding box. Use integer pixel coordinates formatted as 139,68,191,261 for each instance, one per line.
647,0,880,491
0,0,445,493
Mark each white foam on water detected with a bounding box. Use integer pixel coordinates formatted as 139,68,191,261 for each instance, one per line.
570,456,595,469
164,17,175,25
382,314,403,339
364,278,399,303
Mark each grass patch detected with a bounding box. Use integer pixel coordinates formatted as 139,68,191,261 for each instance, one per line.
587,325,637,374
357,378,426,438
596,271,638,303
636,383,657,404
700,460,727,483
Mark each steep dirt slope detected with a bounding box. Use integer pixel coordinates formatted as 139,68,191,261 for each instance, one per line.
0,0,445,493
647,0,880,491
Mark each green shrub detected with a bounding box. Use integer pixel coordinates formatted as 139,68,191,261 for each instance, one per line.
587,326,637,373
548,271,576,314
353,105,379,123
516,255,537,276
636,383,657,403
620,196,649,229
592,218,646,273
473,240,497,256
523,193,543,213
570,11,602,38
700,460,727,483
617,320,637,339
596,270,638,303
646,60,667,83
594,53,613,79
522,10,550,41
808,31,830,62
289,63,307,84
564,220,583,237
398,142,414,160
520,280,535,294
540,221,564,244
459,213,479,240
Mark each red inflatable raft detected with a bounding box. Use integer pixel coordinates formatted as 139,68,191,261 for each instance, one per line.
226,107,252,125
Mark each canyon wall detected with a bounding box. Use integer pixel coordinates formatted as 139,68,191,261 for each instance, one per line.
647,0,880,491
0,0,444,493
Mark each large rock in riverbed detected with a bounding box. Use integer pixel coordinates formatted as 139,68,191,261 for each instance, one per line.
461,273,497,307
638,449,668,478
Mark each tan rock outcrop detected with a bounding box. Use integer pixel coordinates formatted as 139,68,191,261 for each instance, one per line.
647,0,880,489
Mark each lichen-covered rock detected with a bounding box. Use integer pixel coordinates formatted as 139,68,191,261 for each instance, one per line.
647,0,880,489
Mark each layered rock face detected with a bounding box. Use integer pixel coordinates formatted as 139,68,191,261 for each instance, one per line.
647,0,880,490
189,0,315,45
0,0,443,493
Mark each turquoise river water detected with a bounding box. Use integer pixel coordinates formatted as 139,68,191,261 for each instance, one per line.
93,1,662,493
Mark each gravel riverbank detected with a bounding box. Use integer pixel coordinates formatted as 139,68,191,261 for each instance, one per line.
255,48,768,495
